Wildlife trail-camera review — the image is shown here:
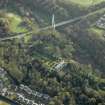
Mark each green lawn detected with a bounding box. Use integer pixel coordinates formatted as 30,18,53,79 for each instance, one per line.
0,101,10,105
90,27,104,35
6,13,27,33
88,27,105,40
68,0,105,7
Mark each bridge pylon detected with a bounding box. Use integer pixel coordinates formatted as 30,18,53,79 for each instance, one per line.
52,14,55,30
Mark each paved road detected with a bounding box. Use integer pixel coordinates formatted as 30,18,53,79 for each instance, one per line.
0,32,32,41
0,7,105,41
0,95,20,105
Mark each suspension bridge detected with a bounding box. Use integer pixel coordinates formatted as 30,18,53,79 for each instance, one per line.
0,7,105,41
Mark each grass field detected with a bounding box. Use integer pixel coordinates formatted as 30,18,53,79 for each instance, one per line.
6,13,27,33
69,0,105,6
88,27,105,38
0,101,10,105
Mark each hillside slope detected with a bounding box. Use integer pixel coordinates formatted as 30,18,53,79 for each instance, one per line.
0,0,105,105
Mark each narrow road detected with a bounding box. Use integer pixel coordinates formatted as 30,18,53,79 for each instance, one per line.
0,31,32,41
0,95,20,105
0,7,105,41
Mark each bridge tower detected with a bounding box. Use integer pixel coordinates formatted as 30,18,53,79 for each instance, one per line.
52,14,55,30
